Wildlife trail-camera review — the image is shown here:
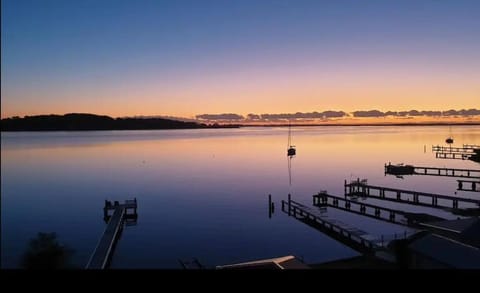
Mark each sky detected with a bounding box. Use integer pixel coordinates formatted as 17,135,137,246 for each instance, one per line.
2,0,480,118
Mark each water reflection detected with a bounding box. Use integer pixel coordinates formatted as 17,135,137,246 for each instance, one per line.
1,126,479,268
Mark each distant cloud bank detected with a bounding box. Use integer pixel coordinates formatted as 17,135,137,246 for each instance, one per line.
196,111,347,121
196,113,245,120
195,109,480,122
352,109,480,118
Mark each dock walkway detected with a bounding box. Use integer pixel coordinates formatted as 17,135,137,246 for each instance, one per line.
85,199,137,269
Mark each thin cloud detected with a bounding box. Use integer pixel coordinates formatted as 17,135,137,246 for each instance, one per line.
196,113,245,120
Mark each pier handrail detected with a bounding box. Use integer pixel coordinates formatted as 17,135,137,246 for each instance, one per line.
282,199,380,251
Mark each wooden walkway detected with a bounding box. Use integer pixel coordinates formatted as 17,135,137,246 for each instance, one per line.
313,192,445,228
432,145,477,153
434,152,473,160
281,198,383,253
432,145,480,162
345,179,480,210
384,163,480,179
457,180,480,192
86,199,137,269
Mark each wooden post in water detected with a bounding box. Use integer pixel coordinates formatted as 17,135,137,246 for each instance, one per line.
288,193,291,216
268,194,272,219
104,200,108,219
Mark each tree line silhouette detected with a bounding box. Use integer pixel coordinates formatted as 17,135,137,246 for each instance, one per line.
1,113,239,131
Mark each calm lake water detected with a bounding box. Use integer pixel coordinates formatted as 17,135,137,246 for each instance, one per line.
2,126,479,268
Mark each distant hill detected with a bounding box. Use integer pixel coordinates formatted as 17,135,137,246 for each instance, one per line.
1,113,238,131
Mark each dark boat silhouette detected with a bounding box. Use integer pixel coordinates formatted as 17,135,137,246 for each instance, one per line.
385,163,415,175
445,125,454,145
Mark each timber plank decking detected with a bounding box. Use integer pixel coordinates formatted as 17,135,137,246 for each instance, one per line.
345,179,480,210
385,163,480,179
86,199,137,269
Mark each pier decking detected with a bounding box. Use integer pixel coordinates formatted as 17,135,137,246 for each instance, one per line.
313,192,445,227
457,180,479,192
434,152,473,160
384,163,480,179
345,179,480,210
281,198,383,253
86,199,138,269
432,145,477,153
432,145,480,162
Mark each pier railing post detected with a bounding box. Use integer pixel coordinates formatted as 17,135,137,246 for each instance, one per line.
288,193,291,216
268,194,272,218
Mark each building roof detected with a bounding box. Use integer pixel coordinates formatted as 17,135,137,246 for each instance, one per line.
408,233,480,269
216,255,310,270
460,218,480,241
422,217,479,234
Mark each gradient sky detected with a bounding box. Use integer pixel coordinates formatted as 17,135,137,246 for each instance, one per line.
2,0,479,118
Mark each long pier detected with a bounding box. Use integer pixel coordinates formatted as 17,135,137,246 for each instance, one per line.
281,198,384,253
345,179,480,210
457,180,480,192
432,145,477,153
86,199,138,269
434,152,473,160
313,192,445,228
432,145,480,162
463,144,480,149
385,163,480,179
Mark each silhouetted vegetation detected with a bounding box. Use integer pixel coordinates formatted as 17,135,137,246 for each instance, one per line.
1,113,239,131
21,232,75,269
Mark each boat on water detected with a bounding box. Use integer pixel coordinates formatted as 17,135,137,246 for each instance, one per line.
385,163,415,175
288,147,296,156
287,124,296,156
445,125,454,145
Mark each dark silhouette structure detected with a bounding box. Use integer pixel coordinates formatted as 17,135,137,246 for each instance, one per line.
1,113,239,131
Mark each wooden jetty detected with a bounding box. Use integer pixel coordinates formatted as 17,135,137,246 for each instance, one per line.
457,180,479,192
434,152,472,160
313,191,445,228
281,197,383,253
86,199,138,269
345,179,480,210
432,145,477,153
432,145,480,162
384,163,480,179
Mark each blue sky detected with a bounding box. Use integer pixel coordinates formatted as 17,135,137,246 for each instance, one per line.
2,0,479,118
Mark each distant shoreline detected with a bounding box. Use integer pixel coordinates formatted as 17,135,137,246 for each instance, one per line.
2,122,479,132
2,113,479,131
0,113,239,132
